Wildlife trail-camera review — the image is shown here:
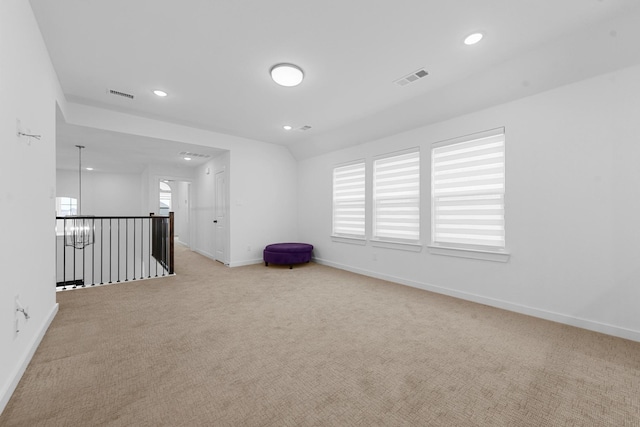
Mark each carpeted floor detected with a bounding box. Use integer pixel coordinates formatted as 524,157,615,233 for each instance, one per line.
2,245,639,426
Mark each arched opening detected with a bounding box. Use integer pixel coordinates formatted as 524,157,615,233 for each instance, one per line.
159,181,172,216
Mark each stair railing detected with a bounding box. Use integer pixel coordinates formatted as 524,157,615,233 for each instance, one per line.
55,212,174,290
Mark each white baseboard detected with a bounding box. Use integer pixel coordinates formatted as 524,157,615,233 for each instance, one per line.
193,248,216,260
229,258,263,268
193,248,235,267
193,249,263,268
0,302,59,415
313,257,640,343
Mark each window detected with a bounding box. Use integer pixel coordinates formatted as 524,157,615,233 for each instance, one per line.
55,197,78,236
373,150,420,244
159,181,172,215
332,162,365,238
56,197,77,217
431,128,505,252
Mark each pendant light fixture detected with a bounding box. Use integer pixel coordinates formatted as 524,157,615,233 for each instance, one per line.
65,145,94,249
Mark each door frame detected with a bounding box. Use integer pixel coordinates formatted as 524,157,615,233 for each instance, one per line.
214,169,228,265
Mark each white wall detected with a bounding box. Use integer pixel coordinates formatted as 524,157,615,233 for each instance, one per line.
140,166,149,215
0,0,61,413
56,169,143,216
298,63,640,342
229,145,299,266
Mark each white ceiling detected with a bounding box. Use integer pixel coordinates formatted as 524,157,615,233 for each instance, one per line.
31,0,640,165
56,119,224,174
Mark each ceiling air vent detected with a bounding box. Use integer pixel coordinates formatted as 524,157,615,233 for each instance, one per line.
394,68,429,87
299,125,312,131
107,89,135,100
179,151,211,158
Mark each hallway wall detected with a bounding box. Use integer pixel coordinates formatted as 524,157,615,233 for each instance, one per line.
0,0,62,412
56,169,143,216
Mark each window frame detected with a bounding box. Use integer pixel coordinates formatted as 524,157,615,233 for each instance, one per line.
371,148,421,249
428,128,509,262
55,196,78,237
331,160,366,243
56,196,78,217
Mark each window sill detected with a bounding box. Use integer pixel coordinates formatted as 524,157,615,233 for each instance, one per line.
371,239,422,252
427,245,510,262
331,235,367,246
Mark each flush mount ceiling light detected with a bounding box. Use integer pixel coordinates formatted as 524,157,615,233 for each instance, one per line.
183,157,192,161
153,90,168,97
464,32,484,45
85,167,94,171
283,125,293,130
270,63,304,87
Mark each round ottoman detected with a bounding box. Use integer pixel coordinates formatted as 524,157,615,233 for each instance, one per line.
263,243,314,269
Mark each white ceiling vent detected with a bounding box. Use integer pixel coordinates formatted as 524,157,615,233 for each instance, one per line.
178,151,211,158
107,89,135,100
299,125,312,131
394,68,429,87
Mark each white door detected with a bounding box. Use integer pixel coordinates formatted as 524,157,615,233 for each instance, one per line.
214,170,226,263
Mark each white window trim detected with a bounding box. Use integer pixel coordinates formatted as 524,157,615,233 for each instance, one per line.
371,239,422,252
430,127,509,261
331,235,367,245
427,244,510,262
372,147,421,245
332,159,366,240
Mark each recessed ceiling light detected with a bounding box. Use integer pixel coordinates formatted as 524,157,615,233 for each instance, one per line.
270,63,304,87
85,167,94,171
283,125,293,130
153,90,168,97
464,33,484,45
183,157,192,161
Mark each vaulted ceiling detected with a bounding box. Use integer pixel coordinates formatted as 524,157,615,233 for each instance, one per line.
31,0,640,166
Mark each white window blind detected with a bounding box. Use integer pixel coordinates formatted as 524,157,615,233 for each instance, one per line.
373,150,420,243
432,129,505,249
333,162,366,238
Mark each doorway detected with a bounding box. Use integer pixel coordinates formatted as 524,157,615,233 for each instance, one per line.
214,170,227,263
158,179,192,248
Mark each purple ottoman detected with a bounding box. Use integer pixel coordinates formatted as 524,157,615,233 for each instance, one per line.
264,243,313,269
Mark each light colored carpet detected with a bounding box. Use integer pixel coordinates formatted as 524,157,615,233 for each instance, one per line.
2,245,639,426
